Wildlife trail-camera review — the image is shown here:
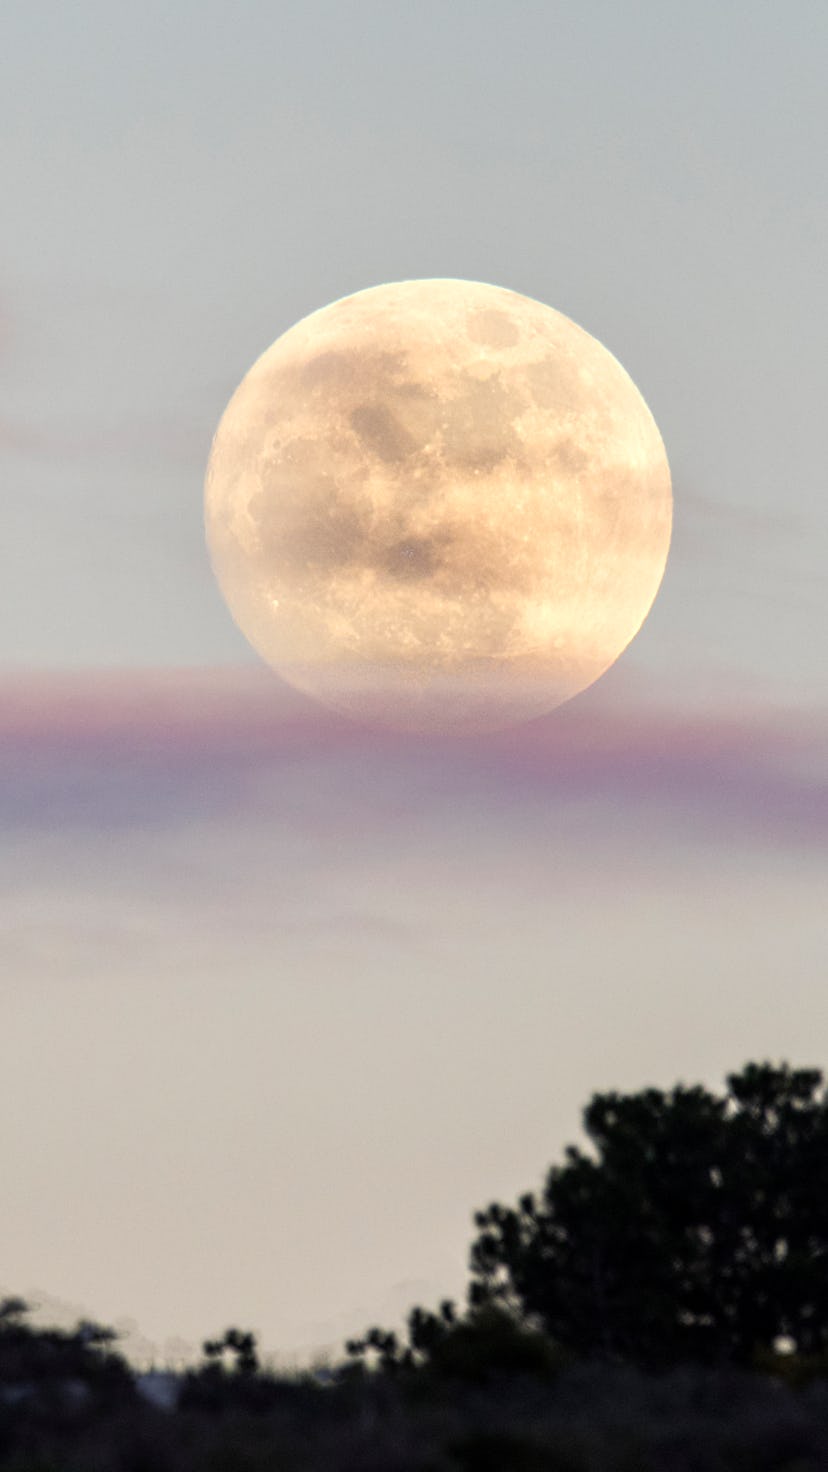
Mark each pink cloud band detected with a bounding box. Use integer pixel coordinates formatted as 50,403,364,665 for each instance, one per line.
1,668,825,846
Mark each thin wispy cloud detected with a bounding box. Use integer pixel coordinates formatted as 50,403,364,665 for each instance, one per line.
2,669,825,847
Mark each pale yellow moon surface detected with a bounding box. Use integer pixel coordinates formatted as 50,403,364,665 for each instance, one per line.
205,279,672,733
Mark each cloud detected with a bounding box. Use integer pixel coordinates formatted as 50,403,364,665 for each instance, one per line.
0,668,825,850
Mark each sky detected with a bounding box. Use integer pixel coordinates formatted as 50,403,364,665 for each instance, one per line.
1,1,826,1365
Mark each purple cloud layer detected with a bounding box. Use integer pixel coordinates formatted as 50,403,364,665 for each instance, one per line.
1,669,826,849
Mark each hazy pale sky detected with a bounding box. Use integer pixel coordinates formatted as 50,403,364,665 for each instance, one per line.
1,1,826,1363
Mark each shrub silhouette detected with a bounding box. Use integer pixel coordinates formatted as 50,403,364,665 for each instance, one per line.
421,1306,567,1384
468,1061,828,1368
177,1328,292,1415
202,1327,260,1375
346,1301,567,1384
0,1295,133,1402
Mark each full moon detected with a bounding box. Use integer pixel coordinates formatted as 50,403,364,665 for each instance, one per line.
205,279,671,732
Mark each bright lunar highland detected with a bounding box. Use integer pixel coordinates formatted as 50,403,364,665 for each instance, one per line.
205,279,672,732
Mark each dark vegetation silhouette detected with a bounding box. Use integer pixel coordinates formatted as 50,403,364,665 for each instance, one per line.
4,1060,828,1471
467,1060,828,1367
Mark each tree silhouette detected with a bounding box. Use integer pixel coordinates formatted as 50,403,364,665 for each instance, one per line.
469,1061,828,1368
202,1327,260,1375
0,1297,134,1406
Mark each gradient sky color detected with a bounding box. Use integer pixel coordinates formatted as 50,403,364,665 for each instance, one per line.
2,1,826,1364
